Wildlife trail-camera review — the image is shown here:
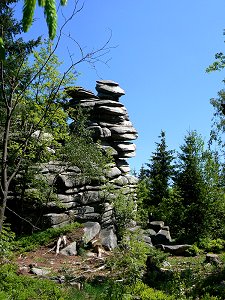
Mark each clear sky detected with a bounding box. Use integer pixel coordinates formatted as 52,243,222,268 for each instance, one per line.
17,0,225,172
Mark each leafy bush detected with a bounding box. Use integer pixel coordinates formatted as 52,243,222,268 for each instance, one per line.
107,230,151,285
187,244,203,256
0,224,15,260
126,281,176,300
198,238,225,253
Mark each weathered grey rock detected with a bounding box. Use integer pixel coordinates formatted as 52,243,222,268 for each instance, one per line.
75,213,101,222
97,106,127,116
52,220,71,228
144,228,157,236
105,167,122,179
101,145,118,156
117,159,130,173
43,213,69,226
99,114,127,124
162,226,170,231
65,87,98,100
205,253,221,265
99,228,117,250
60,241,77,256
83,222,101,243
96,80,119,86
98,120,133,127
152,229,172,245
143,235,153,247
96,82,125,98
121,151,136,158
57,194,81,203
79,191,101,204
156,244,192,256
56,174,86,189
87,125,111,139
110,126,137,135
149,221,165,233
73,206,95,214
111,132,138,141
102,210,113,219
112,175,129,186
30,267,51,276
105,201,114,209
115,142,136,152
125,175,139,185
95,99,124,107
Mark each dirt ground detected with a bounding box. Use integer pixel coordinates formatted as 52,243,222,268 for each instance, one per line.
16,230,111,282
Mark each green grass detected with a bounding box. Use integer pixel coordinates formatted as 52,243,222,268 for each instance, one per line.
15,222,82,252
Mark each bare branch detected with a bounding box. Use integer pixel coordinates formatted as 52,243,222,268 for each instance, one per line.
6,206,41,230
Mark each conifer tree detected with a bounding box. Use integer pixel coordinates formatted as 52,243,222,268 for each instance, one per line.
145,130,175,208
174,131,209,242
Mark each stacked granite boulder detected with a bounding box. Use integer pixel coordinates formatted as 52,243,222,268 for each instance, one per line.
41,80,138,248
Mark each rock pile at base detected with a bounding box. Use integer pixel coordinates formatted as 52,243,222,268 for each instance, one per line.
142,221,191,255
40,80,138,248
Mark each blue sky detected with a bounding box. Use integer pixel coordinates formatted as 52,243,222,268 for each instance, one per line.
17,0,225,172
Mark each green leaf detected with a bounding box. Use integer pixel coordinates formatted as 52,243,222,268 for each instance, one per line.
22,0,37,32
0,37,5,61
44,0,57,40
60,0,67,5
38,0,46,6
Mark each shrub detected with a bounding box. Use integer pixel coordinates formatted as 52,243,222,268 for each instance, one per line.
128,281,176,299
198,238,225,253
0,224,15,260
107,229,151,285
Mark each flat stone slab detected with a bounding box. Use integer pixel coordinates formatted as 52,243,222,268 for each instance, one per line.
65,87,98,100
96,80,119,86
156,244,192,255
96,84,125,97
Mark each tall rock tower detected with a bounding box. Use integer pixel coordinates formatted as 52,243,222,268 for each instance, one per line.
41,80,138,247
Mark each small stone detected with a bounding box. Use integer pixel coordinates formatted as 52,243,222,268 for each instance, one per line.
30,267,51,276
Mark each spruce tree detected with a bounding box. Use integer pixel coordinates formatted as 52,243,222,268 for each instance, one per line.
145,130,175,208
174,131,208,242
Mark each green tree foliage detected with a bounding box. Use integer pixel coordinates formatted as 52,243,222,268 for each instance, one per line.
22,0,68,40
145,131,175,207
138,131,175,223
0,0,41,233
162,131,225,242
107,230,151,285
0,1,110,234
138,130,225,243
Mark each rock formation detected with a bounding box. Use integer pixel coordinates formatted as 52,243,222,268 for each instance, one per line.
38,80,138,248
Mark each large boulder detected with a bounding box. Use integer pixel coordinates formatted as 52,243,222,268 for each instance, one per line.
99,228,117,250
83,222,101,243
152,229,172,245
60,241,77,256
149,221,165,233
